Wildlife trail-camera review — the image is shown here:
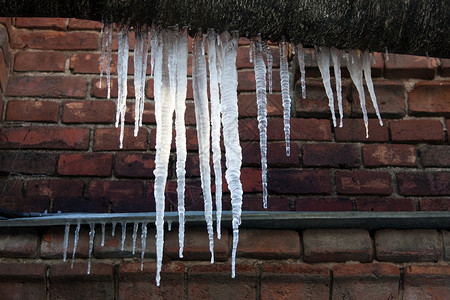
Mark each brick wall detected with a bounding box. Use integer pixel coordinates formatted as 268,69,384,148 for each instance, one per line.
0,17,449,299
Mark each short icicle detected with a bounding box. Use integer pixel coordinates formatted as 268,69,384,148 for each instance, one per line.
263,41,273,95
101,222,105,247
296,43,306,99
63,223,70,262
132,222,139,255
362,51,383,126
120,222,126,251
111,221,116,236
192,32,215,264
280,39,291,156
331,47,343,127
140,222,148,271
106,22,113,99
115,25,130,149
316,46,337,127
133,27,149,136
71,222,81,268
87,223,95,274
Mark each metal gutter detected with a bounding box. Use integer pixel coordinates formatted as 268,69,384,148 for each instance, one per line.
1,211,450,230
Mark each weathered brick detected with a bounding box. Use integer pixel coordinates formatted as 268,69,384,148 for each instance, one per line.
88,180,144,213
149,127,198,151
165,227,229,261
68,18,102,30
161,180,205,212
40,226,90,259
238,69,281,92
58,153,113,176
0,127,90,150
362,144,417,167
420,145,450,167
91,77,135,98
62,100,115,123
269,169,331,194
6,100,59,122
6,76,86,98
15,17,66,30
332,263,400,300
188,264,258,299
375,229,441,262
385,54,439,79
443,231,450,261
336,170,392,195
124,100,156,124
303,229,372,263
420,198,450,211
240,168,263,192
115,153,155,178
49,263,114,300
0,151,56,175
94,127,147,151
302,143,360,167
0,50,7,92
240,195,291,211
0,228,39,258
409,81,450,116
14,50,66,72
397,172,450,196
119,262,185,300
236,45,280,70
441,58,450,76
185,153,200,177
0,179,50,212
295,197,353,211
335,118,388,142
356,197,415,211
11,31,98,50
238,229,300,259
0,263,46,300
70,53,140,74
390,119,445,144
404,265,450,300
238,93,283,117
261,263,330,300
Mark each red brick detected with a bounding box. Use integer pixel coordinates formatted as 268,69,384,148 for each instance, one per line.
390,119,445,144
149,127,198,151
49,263,114,300
0,94,2,119
409,81,450,116
94,225,156,258
261,263,330,300
303,229,372,263
162,180,206,212
335,118,388,142
351,80,406,117
68,18,102,30
0,228,39,258
70,53,141,74
420,145,450,167
336,170,392,195
0,180,50,212
0,50,7,92
441,58,450,77
124,100,156,124
332,263,400,300
88,180,144,212
15,17,67,30
62,100,115,123
269,169,331,194
385,54,439,79
241,141,299,167
146,78,155,98
91,77,136,98
397,172,450,196
375,229,441,262
404,265,450,299
236,44,280,70
40,226,90,258
238,93,283,117
295,197,353,211
6,76,86,98
188,263,257,299
0,263,46,300
0,127,89,150
362,144,417,167
356,197,415,211
58,153,113,176
302,143,360,167
6,100,59,122
0,151,56,175
238,229,300,259
420,198,450,211
94,127,147,151
185,153,200,177
115,153,155,178
238,69,281,92
165,227,229,261
240,195,291,211
14,51,66,71
11,31,98,50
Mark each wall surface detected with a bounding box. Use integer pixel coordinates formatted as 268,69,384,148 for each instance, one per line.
0,17,450,299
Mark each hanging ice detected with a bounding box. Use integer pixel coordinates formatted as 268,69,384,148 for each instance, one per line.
252,38,268,209
296,43,306,99
87,223,95,274
115,26,130,149
111,221,116,236
280,40,291,156
192,33,215,264
120,222,127,251
316,46,337,127
101,222,105,247
71,222,80,268
262,41,273,95
217,31,243,278
106,23,113,99
133,26,149,136
362,51,383,126
207,29,223,239
140,222,147,271
63,223,70,262
132,222,139,254
331,47,343,127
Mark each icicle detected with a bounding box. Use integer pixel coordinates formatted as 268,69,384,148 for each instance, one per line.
253,38,268,209
120,222,126,251
346,50,369,138
87,223,95,275
296,43,306,99
208,29,223,239
280,39,291,156
331,47,343,127
316,46,337,127
132,222,139,254
106,23,113,99
385,47,389,61
150,27,157,77
99,20,106,88
193,32,215,264
134,27,149,137
262,41,273,95
71,222,80,268
63,223,70,262
175,28,188,257
115,25,130,149
249,43,253,63
101,222,105,247
217,31,242,278
140,222,147,271
111,221,117,236
371,52,376,64
167,221,172,231
362,51,383,126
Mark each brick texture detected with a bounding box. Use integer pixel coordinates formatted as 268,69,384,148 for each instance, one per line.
14,51,66,72
58,153,113,176
6,76,86,98
62,101,115,123
336,170,392,195
11,31,98,50
362,144,417,167
404,265,450,300
397,172,450,196
302,143,360,167
0,228,39,258
420,145,450,167
6,100,59,122
40,226,90,259
409,81,450,116
385,54,439,79
0,263,46,300
390,120,445,144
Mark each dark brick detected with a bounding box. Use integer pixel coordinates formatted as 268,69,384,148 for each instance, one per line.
115,153,155,178
93,127,147,151
269,169,331,194
62,100,115,123
302,143,360,167
0,228,39,258
420,198,450,211
124,100,156,124
238,70,281,92
241,195,291,211
238,93,283,117
390,119,445,144
295,197,353,211
6,76,86,98
238,229,300,259
443,231,450,261
397,172,450,196
441,58,450,77
6,100,59,122
362,144,417,167
420,145,450,167
0,263,46,300
0,179,49,212
409,81,450,116
0,151,56,175
335,118,388,142
336,170,392,195
58,153,113,176
356,197,415,211
40,226,90,259
88,180,143,212
14,51,66,72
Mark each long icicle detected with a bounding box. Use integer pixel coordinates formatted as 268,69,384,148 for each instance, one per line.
133,27,149,136
116,25,130,149
280,39,291,156
87,223,95,274
71,221,80,268
362,50,383,126
296,43,306,99
106,22,113,100
331,47,343,127
316,46,337,127
208,28,223,239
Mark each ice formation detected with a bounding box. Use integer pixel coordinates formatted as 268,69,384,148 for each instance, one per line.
316,46,337,127
296,43,306,99
331,47,343,127
115,26,130,149
280,40,291,156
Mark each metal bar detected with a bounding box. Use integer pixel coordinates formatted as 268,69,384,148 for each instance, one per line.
1,211,450,230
